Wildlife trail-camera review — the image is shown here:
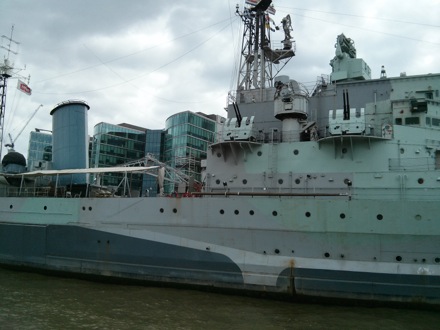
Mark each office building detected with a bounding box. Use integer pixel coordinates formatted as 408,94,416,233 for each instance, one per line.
163,111,221,193
90,122,146,194
27,130,53,171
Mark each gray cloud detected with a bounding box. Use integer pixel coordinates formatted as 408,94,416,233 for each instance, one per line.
1,0,438,157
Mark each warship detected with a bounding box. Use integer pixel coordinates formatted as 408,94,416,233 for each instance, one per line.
0,1,439,306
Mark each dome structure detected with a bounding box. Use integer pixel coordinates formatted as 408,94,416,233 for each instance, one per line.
2,150,26,167
2,150,27,174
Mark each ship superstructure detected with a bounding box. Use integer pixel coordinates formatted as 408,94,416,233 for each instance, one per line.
0,0,439,307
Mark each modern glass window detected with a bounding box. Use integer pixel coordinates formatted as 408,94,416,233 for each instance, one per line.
91,122,147,194
163,111,218,194
27,131,53,171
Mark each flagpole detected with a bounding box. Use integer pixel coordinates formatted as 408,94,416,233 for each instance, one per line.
0,63,12,159
0,26,30,159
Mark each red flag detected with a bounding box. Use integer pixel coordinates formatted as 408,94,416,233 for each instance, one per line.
17,80,32,95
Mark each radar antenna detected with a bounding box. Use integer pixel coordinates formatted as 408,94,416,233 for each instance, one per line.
235,1,295,99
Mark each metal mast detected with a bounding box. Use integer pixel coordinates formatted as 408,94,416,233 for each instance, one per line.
235,1,295,100
0,26,20,158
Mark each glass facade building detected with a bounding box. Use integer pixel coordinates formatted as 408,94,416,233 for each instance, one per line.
27,130,53,171
142,129,164,197
25,111,219,195
91,122,146,194
163,111,219,193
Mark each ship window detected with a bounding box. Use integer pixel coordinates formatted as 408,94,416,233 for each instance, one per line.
395,118,402,125
432,118,440,126
405,117,420,125
435,151,440,169
426,117,431,126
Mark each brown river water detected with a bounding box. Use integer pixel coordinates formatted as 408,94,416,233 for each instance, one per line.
0,267,438,329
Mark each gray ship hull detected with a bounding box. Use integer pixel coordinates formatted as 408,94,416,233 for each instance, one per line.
1,196,439,306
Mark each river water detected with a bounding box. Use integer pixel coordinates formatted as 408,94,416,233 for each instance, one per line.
0,267,438,330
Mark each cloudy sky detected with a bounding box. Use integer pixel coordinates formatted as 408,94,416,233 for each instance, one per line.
1,0,439,157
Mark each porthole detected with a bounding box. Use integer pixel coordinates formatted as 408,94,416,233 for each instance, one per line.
295,178,301,184
377,214,383,220
305,211,311,218
249,210,254,215
82,206,86,211
234,210,239,215
342,148,348,154
272,211,278,216
293,149,299,155
340,213,346,219
324,252,330,258
344,178,352,186
173,208,177,213
44,206,47,210
415,214,422,221
396,256,402,262
159,208,164,213
274,249,280,254
418,178,424,184
215,179,220,185
217,153,222,158
9,205,13,209
89,206,92,211
435,257,440,263
242,179,248,184
257,151,262,156
278,179,283,184
220,209,224,214
400,148,405,154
